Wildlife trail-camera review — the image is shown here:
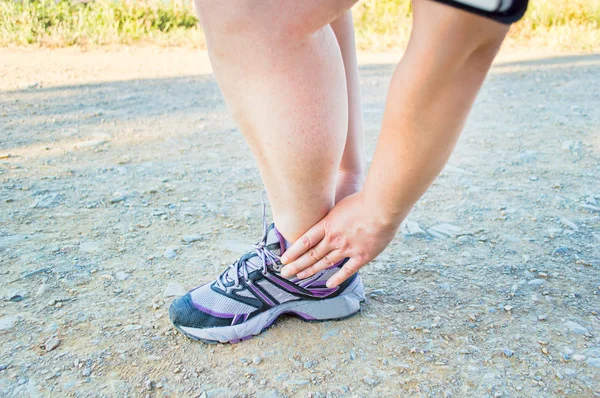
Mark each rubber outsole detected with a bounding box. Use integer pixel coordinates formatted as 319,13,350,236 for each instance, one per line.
174,306,363,344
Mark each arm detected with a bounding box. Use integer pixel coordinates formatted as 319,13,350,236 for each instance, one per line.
280,0,510,286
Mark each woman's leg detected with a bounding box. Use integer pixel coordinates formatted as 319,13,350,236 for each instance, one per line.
195,1,357,241
330,11,366,202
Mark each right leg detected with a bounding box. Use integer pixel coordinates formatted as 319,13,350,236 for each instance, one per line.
196,1,357,242
330,11,366,203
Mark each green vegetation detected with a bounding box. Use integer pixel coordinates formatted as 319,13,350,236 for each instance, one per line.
1,0,599,50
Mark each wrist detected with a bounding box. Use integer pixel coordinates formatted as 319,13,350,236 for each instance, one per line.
359,187,407,230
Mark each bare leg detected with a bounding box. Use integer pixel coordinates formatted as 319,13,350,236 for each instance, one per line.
195,1,357,241
330,11,366,202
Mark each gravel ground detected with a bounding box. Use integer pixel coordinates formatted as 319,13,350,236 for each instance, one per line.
0,47,599,397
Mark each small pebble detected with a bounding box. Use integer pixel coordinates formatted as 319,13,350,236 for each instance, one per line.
9,294,24,302
44,337,61,352
164,247,177,259
252,357,262,365
363,377,379,386
163,282,187,298
181,235,203,244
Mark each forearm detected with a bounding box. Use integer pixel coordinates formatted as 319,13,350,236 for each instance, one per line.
364,4,509,226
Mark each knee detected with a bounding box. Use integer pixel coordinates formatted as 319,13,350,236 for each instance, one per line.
411,0,509,63
194,0,311,43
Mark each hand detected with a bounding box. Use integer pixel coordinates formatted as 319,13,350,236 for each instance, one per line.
280,191,400,287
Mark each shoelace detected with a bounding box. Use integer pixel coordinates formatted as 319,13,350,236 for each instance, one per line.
215,197,280,291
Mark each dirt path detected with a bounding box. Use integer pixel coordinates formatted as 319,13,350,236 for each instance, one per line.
0,47,599,397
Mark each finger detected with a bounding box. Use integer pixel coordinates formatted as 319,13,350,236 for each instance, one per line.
280,220,327,264
296,250,345,279
326,259,361,288
280,238,331,278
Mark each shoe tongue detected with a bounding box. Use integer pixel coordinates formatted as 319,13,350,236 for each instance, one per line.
222,224,289,283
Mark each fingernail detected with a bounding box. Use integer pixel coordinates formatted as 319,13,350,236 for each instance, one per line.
280,256,288,264
280,268,290,277
326,280,334,288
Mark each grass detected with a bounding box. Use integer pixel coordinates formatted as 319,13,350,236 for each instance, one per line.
0,0,599,50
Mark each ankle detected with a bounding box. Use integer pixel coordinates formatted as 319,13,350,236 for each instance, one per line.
335,169,365,202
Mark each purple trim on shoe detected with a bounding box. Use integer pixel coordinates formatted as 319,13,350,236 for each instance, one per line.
231,313,249,326
230,335,253,344
247,283,275,306
273,225,288,256
307,287,339,297
291,311,317,320
265,274,303,294
192,302,236,319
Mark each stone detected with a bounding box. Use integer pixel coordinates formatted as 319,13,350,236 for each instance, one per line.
164,247,177,259
163,282,187,298
363,377,379,386
528,279,544,287
181,235,203,244
438,283,452,292
321,328,339,340
427,223,461,239
36,284,48,297
552,246,570,256
124,324,142,331
252,357,262,365
73,138,108,149
44,337,61,352
9,294,24,302
31,193,63,209
109,193,126,204
0,316,18,331
80,241,102,253
285,380,309,386
502,349,514,358
561,140,581,152
586,358,600,368
115,272,130,281
560,218,579,231
564,321,588,335
404,220,426,237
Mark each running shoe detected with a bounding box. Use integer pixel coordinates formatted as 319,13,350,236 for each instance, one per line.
169,213,365,344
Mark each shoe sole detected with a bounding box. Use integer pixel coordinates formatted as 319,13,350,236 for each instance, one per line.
174,275,365,344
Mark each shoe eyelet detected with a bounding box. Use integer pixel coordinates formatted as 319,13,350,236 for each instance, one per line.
273,264,281,272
